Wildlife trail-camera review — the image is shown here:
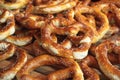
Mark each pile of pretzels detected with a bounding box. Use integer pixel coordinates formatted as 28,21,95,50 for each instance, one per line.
0,0,120,80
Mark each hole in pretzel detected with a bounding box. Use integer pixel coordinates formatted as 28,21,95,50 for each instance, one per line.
56,34,67,44
5,0,16,3
91,0,100,2
94,17,102,30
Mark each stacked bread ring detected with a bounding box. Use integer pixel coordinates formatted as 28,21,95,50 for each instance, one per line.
0,0,120,80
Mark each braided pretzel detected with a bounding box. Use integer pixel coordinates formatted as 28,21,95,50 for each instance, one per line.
0,9,15,40
95,39,120,80
75,4,109,43
17,54,84,80
0,42,27,80
0,0,29,9
41,22,93,59
32,0,78,14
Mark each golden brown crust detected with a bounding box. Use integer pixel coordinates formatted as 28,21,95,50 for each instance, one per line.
17,55,84,80
32,0,78,14
0,48,27,80
79,55,100,80
74,4,109,43
0,9,15,40
0,0,29,9
95,40,120,80
0,0,120,80
41,22,94,59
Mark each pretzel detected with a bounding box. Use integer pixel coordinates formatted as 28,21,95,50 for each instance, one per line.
90,40,120,80
41,22,94,59
79,55,100,80
110,4,120,27
15,12,45,29
90,33,120,56
32,40,48,56
108,53,120,65
17,54,84,80
5,29,35,46
0,41,15,61
14,3,45,29
92,2,120,24
75,4,109,43
91,0,120,7
78,0,91,6
95,40,120,80
102,26,119,40
32,0,78,14
24,40,48,56
0,9,15,40
0,0,29,9
1,0,120,79
0,52,33,69
92,3,120,36
16,4,76,29
51,9,76,27
0,47,27,80
23,31,49,56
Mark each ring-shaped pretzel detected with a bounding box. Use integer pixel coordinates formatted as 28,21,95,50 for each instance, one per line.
41,22,93,59
0,9,15,40
17,54,84,80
